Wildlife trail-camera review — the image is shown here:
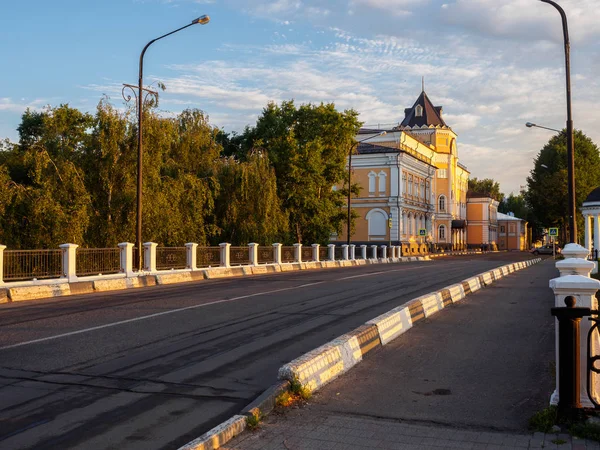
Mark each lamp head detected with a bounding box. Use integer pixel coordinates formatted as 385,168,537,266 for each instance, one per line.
379,131,387,136
192,15,210,25
525,122,535,128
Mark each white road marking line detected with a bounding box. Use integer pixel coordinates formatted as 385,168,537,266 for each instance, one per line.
0,263,443,350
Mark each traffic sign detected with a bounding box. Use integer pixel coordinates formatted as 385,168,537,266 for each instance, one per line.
419,229,427,236
549,227,559,237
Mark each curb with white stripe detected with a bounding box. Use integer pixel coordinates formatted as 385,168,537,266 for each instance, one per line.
177,257,541,449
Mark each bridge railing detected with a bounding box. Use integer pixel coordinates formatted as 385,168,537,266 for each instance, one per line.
0,243,405,285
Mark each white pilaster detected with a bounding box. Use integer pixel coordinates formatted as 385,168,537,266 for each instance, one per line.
595,215,600,252
219,243,231,268
360,245,367,260
371,245,377,259
59,243,78,282
143,242,157,272
294,243,302,263
248,243,259,266
185,243,198,270
272,243,282,264
342,244,349,260
327,244,335,261
381,245,387,259
349,244,356,260
312,244,320,262
118,242,134,277
585,214,592,251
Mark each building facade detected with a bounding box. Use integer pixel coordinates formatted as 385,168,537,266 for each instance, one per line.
466,195,499,250
497,212,529,251
335,90,469,252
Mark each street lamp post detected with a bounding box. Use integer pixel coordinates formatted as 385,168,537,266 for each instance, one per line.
540,0,577,244
525,122,561,133
347,131,387,245
124,16,210,270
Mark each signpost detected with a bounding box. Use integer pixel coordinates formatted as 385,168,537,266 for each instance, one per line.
419,229,427,237
549,228,559,259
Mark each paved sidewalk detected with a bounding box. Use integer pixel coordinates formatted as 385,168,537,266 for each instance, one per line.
222,258,598,449
225,409,600,449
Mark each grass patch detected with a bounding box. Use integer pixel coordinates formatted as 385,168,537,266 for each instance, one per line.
246,411,262,431
275,378,312,410
570,422,600,442
551,438,567,445
529,406,558,433
275,391,295,408
289,377,311,401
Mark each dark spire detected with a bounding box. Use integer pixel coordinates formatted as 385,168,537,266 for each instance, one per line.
400,90,448,128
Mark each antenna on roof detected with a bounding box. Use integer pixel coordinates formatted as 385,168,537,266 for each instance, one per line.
422,76,424,92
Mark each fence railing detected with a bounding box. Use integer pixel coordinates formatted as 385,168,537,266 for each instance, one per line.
230,246,250,266
281,246,295,263
197,246,220,268
257,247,274,264
0,243,407,284
156,247,187,270
3,249,63,281
76,248,121,276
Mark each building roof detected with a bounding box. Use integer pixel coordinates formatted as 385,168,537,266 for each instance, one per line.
584,187,600,203
497,212,524,221
356,142,436,167
400,91,448,128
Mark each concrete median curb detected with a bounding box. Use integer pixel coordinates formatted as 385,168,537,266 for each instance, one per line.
178,257,542,450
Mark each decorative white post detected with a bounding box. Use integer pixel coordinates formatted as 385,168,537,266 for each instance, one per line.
382,245,387,259
312,244,320,262
185,243,198,270
371,245,378,259
219,243,231,268
342,244,349,260
349,244,356,260
118,242,134,276
328,244,335,261
248,243,259,266
556,243,594,277
360,245,367,260
143,242,157,272
59,243,78,282
584,214,592,251
0,244,6,286
595,215,600,253
550,274,600,407
294,243,302,263
273,243,282,264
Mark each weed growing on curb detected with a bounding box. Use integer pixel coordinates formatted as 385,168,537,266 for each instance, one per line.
289,377,311,401
246,411,262,431
551,438,567,445
276,391,294,408
570,422,600,442
529,406,557,433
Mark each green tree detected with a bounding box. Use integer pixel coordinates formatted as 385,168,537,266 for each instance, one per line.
244,100,362,244
468,177,504,203
525,129,600,243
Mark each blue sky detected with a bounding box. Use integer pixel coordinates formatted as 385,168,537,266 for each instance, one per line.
2,0,599,195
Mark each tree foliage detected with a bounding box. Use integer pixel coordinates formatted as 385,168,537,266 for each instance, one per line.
525,129,600,243
468,177,504,203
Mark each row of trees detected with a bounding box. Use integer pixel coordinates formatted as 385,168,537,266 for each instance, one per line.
469,130,600,245
0,99,361,249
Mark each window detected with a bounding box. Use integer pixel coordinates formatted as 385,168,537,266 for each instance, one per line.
368,172,376,195
366,209,387,238
420,181,425,199
408,213,413,235
426,181,430,201
439,195,446,212
378,171,386,194
438,225,446,240
509,223,516,234
437,168,447,179
402,213,407,235
500,225,506,233
402,173,407,196
408,175,413,195
415,104,423,117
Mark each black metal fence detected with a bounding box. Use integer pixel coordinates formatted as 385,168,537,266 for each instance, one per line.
281,246,295,263
319,246,329,261
3,249,63,281
156,247,187,270
257,246,274,264
301,246,313,262
197,246,220,268
230,246,250,266
76,248,121,276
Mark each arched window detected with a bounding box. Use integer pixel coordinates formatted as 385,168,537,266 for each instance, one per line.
420,180,425,199
378,171,386,194
439,225,446,240
366,209,388,238
368,171,376,195
439,195,446,212
408,175,413,195
415,104,423,117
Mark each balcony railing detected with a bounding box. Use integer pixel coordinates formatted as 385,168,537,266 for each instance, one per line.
76,248,121,276
3,249,63,281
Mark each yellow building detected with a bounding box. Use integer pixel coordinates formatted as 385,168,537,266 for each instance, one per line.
466,195,499,250
335,90,470,252
497,212,529,251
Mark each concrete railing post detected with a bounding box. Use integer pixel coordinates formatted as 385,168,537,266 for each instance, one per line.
557,243,595,277
371,245,378,259
349,244,356,260
382,245,387,259
550,273,600,408
185,243,198,270
273,243,282,264
294,243,302,263
360,245,367,260
249,243,259,266
118,242,134,277
219,243,231,268
143,242,157,272
59,243,78,282
0,244,6,286
342,244,349,260
328,244,335,261
312,244,320,262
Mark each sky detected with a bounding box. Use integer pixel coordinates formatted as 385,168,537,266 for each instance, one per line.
1,0,599,196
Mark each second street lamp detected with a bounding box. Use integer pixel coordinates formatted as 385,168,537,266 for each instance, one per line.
525,122,561,133
347,131,387,246
124,16,210,271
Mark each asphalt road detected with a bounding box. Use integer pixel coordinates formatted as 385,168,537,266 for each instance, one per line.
0,253,538,450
